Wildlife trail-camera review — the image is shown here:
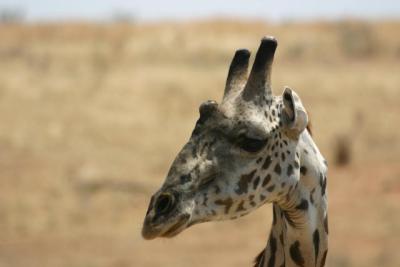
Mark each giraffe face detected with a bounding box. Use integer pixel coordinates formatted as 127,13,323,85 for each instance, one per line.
142,92,306,239
142,37,309,240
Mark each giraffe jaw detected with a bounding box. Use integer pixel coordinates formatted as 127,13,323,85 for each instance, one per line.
142,213,191,240
160,213,191,238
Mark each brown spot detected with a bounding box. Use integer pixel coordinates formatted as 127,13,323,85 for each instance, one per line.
283,140,288,146
235,170,256,195
253,176,260,190
274,163,282,175
262,174,271,187
320,173,327,196
267,234,277,267
262,156,272,169
296,199,309,210
260,194,266,201
287,164,294,176
300,166,307,175
313,229,320,262
214,198,233,214
290,241,305,267
267,185,275,192
236,200,246,212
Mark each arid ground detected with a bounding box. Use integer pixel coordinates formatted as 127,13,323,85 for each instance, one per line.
0,20,399,267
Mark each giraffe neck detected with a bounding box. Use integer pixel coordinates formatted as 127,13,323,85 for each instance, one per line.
256,131,328,267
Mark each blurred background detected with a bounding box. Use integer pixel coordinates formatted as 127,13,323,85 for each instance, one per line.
0,1,399,266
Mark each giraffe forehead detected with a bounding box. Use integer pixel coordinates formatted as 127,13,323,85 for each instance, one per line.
199,94,283,132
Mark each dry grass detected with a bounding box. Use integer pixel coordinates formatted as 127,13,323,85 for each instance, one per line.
0,20,399,267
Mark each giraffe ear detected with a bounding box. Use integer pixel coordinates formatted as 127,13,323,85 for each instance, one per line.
281,87,308,136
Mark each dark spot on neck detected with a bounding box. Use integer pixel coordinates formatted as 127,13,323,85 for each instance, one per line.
267,185,275,192
262,156,272,170
262,174,271,187
274,163,282,175
320,173,327,196
296,199,309,210
253,176,260,190
300,166,307,176
290,241,305,267
313,229,320,263
267,234,277,267
287,164,294,176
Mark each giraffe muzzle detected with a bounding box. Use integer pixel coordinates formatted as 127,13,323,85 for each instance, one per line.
142,191,192,240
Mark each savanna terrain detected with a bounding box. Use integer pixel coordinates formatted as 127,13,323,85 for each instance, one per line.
0,20,399,267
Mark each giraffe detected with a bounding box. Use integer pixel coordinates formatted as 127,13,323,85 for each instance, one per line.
142,36,328,267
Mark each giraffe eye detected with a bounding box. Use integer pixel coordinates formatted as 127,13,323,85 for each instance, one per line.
236,136,267,153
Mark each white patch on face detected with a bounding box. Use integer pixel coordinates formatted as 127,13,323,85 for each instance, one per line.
183,198,195,219
178,158,204,191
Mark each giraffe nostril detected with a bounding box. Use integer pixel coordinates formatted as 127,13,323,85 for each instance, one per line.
155,193,175,215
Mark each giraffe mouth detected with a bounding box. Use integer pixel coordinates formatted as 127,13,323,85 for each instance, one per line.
160,214,191,238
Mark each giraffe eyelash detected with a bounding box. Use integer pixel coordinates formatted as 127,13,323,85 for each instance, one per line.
235,135,268,153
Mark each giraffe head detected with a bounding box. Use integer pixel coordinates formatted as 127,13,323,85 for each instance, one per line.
142,37,309,240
